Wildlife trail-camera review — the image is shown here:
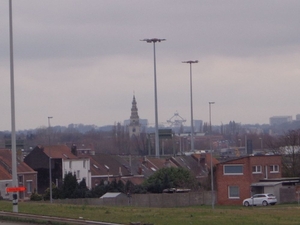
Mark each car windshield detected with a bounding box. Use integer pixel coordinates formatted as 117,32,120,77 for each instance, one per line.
267,194,275,197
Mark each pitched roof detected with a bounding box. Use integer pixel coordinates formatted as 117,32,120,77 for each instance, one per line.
0,148,36,178
202,153,219,169
171,155,207,177
0,165,11,180
89,156,112,176
39,145,78,159
143,157,178,171
89,154,130,177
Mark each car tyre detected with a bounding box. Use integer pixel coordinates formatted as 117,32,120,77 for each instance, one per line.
262,200,268,206
244,201,250,207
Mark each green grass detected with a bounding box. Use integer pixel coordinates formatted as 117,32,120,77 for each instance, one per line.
1,201,300,225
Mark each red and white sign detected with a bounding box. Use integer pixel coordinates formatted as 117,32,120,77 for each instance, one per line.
6,187,26,192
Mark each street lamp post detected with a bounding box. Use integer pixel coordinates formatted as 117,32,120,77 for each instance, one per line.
48,116,53,203
9,0,18,213
179,136,182,155
182,60,198,152
141,38,166,157
209,101,215,209
259,137,263,151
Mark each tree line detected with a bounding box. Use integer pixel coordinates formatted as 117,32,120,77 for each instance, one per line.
31,167,199,201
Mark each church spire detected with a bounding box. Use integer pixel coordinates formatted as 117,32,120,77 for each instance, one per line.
129,94,140,137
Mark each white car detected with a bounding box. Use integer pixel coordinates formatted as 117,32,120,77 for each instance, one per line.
243,193,277,206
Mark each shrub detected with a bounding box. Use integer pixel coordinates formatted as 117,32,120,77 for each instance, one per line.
30,191,43,201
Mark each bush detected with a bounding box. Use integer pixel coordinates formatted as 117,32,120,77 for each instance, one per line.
30,191,43,201
143,167,197,193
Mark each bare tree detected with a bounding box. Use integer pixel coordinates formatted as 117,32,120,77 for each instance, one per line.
266,130,300,177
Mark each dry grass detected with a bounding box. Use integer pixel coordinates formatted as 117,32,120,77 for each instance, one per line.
1,201,300,225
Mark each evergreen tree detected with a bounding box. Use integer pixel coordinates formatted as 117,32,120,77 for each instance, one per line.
60,172,78,198
73,178,88,198
143,167,197,193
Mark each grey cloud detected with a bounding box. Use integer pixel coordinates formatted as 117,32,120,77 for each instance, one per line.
0,0,299,130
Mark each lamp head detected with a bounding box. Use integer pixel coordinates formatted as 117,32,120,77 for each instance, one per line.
182,60,198,64
140,38,166,43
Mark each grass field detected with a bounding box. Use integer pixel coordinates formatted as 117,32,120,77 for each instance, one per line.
1,201,300,225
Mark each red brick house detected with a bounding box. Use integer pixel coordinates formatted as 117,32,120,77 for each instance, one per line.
216,155,282,205
0,149,37,201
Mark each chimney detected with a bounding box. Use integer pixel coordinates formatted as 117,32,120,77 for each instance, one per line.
138,166,142,175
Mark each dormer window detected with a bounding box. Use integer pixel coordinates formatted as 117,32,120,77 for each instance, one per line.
93,164,98,169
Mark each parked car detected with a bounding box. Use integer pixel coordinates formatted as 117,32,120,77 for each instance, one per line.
243,193,277,206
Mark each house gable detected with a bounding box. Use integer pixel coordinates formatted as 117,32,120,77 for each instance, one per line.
24,146,49,170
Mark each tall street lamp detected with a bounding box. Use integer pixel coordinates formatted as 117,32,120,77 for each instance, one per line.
259,137,263,150
140,38,166,157
9,0,18,213
48,116,53,203
209,101,215,209
182,60,198,152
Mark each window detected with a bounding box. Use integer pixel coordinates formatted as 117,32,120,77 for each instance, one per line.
228,186,239,199
26,181,32,193
270,165,279,173
69,161,72,169
252,165,262,174
18,175,23,185
77,170,80,179
224,165,243,175
83,160,86,168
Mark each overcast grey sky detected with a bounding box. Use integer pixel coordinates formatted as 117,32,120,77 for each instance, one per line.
0,0,299,130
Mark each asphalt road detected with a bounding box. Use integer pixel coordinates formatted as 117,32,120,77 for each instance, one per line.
0,222,29,225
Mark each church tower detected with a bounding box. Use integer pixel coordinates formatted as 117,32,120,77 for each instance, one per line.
129,95,141,138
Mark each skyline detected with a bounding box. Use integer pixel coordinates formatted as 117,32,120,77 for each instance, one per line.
0,1,299,130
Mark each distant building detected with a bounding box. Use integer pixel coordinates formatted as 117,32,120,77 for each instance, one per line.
124,119,148,127
194,120,203,133
296,114,300,121
269,116,292,126
128,95,141,138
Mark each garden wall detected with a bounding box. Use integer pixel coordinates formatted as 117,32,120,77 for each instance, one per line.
54,191,215,208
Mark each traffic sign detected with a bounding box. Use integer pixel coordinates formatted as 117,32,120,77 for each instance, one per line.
6,187,26,192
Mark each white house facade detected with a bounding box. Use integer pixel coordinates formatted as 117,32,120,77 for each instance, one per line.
62,157,91,189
